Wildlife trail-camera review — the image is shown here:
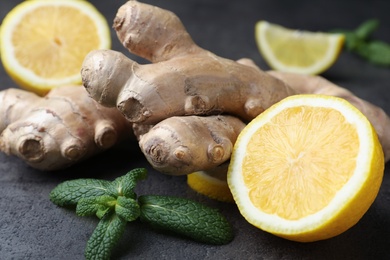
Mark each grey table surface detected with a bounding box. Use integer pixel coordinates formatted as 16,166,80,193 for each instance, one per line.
1,0,390,259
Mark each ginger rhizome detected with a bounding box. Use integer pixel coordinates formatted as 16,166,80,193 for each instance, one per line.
81,0,295,125
80,0,293,175
81,0,390,176
138,115,245,175
0,86,133,171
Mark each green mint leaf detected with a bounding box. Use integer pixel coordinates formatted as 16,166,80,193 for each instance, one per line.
115,196,140,222
138,195,234,245
85,212,127,260
76,196,116,217
356,40,390,66
107,168,147,198
330,19,390,66
330,19,379,52
76,198,101,217
50,179,111,206
329,29,363,51
354,19,379,40
343,31,361,51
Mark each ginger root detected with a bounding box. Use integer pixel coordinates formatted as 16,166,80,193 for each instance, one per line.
138,115,245,175
0,86,133,171
81,0,295,125
79,0,390,176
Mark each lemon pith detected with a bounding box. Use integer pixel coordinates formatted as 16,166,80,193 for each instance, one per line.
227,94,384,242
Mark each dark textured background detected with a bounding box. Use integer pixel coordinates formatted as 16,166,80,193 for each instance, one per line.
1,0,390,259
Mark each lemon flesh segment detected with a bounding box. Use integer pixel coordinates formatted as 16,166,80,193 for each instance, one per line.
228,94,384,242
255,21,345,75
0,0,111,95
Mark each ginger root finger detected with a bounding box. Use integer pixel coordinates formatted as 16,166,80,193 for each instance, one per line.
0,86,133,171
81,1,295,125
114,0,197,63
268,71,390,161
137,115,246,175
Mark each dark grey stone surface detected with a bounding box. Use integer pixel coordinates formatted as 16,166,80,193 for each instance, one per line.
1,0,390,259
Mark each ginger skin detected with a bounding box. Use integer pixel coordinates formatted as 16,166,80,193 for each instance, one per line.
0,86,133,171
81,0,295,125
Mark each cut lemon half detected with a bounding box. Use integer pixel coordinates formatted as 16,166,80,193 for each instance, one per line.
255,21,345,75
227,94,384,242
1,0,111,95
187,164,234,203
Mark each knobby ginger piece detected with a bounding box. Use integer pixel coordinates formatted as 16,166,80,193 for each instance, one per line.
81,0,295,125
81,1,390,176
0,86,133,171
137,115,246,175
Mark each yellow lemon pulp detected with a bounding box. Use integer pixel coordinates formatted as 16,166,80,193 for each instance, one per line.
187,164,234,203
228,94,384,242
1,0,111,95
255,21,345,75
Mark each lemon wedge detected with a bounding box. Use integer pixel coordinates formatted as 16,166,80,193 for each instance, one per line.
255,21,345,75
187,164,234,203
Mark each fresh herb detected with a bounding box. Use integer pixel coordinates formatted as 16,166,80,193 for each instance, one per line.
331,19,390,66
49,168,233,260
138,195,234,245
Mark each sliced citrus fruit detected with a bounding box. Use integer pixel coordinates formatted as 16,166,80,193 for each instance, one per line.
227,94,384,242
255,21,345,75
0,0,111,95
187,164,234,203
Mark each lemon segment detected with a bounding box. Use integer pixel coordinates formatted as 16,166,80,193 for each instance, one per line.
0,0,111,95
255,21,345,75
227,94,384,242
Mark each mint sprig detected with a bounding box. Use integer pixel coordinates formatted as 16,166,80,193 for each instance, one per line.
49,168,233,260
331,19,390,66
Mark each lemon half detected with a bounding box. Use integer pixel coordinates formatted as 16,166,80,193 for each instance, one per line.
1,0,111,95
228,94,384,242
